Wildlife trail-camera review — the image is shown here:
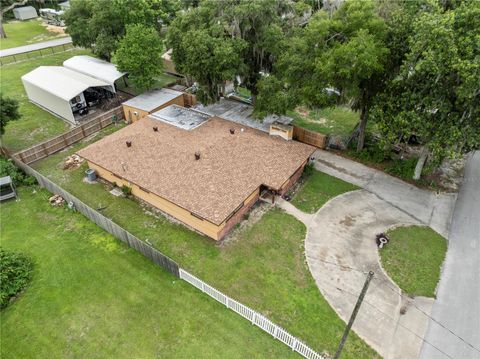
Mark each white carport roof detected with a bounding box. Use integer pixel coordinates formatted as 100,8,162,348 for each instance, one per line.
63,55,126,85
21,66,110,101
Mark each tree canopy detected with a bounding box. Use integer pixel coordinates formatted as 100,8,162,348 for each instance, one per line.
64,0,180,61
115,24,164,91
371,0,480,178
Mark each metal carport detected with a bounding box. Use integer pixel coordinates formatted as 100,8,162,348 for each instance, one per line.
21,66,111,124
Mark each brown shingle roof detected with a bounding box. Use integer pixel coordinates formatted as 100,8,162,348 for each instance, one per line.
78,116,315,225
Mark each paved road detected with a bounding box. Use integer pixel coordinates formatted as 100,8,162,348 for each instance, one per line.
313,150,457,238
0,36,72,58
421,151,480,359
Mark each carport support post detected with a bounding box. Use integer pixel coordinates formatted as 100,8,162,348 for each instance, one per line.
334,271,374,359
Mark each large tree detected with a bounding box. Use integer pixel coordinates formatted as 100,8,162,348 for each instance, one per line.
371,0,480,179
115,24,164,91
256,0,389,151
64,0,180,61
167,0,310,104
0,94,21,136
0,0,27,38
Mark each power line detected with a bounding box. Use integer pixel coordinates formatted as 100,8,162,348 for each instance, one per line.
311,256,480,354
371,277,480,354
321,280,455,359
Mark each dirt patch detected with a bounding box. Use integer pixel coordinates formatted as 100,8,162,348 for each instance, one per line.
339,215,356,227
40,21,66,35
295,106,310,117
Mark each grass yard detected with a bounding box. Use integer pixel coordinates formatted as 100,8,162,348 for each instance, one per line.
380,226,447,298
289,106,359,137
0,187,299,358
291,168,359,213
31,129,377,358
0,49,93,152
0,19,66,50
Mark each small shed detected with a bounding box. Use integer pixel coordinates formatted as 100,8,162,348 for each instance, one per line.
0,176,17,202
13,6,38,20
269,122,293,141
21,66,113,124
122,88,185,123
63,56,127,93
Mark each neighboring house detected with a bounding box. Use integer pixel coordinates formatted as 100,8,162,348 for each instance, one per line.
63,55,127,93
21,66,114,124
78,105,315,240
13,6,38,20
122,88,188,123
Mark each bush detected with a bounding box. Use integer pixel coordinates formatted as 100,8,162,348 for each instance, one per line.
385,157,417,179
121,185,132,196
0,156,36,186
0,248,34,309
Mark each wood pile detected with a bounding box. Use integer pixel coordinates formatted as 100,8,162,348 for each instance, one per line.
62,154,84,169
49,194,65,206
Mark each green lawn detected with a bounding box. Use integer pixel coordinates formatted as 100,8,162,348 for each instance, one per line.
1,187,299,358
31,130,377,358
289,106,359,137
291,168,359,213
380,226,447,298
116,73,179,95
0,19,66,50
0,49,93,152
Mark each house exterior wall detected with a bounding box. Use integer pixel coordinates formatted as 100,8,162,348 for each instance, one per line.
86,161,226,240
278,160,308,195
122,95,185,123
22,78,75,123
217,188,260,240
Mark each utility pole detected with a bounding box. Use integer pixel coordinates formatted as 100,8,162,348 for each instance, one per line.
334,271,374,359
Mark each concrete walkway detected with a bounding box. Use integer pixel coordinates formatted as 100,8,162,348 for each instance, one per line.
274,196,313,225
313,150,456,238
0,36,72,58
305,190,434,358
421,151,480,359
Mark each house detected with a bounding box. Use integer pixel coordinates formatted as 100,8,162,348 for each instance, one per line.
21,66,115,124
77,105,315,240
13,6,38,20
63,55,127,93
122,88,187,123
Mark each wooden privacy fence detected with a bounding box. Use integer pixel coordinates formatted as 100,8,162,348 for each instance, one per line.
293,126,327,149
12,158,180,277
11,157,324,359
180,269,323,359
15,107,124,165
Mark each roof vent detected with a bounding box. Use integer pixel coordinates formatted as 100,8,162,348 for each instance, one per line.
126,141,132,147
153,126,158,132
194,151,201,160
230,128,235,134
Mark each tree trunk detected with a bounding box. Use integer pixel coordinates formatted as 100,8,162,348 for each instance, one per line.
413,147,428,180
356,105,368,152
0,16,6,39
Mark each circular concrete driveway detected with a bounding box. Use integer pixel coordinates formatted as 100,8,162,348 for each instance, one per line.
305,189,434,359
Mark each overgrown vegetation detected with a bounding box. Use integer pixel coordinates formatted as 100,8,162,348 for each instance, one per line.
380,226,447,298
0,156,36,186
0,248,33,309
291,168,359,213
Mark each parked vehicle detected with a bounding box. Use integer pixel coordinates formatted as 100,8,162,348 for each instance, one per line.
39,8,65,27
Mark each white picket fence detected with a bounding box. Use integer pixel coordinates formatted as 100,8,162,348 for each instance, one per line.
179,269,323,359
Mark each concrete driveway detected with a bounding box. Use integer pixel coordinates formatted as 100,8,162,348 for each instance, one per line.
305,189,434,359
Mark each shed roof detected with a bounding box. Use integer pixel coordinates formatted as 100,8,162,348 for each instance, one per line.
63,55,126,85
122,88,184,112
0,176,12,186
21,66,110,101
13,6,37,14
78,114,315,225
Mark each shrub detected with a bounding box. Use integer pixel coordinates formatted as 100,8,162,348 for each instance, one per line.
0,156,37,186
121,185,132,196
0,248,34,309
385,157,417,178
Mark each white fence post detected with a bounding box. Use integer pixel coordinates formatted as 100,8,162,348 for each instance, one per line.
251,312,256,324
